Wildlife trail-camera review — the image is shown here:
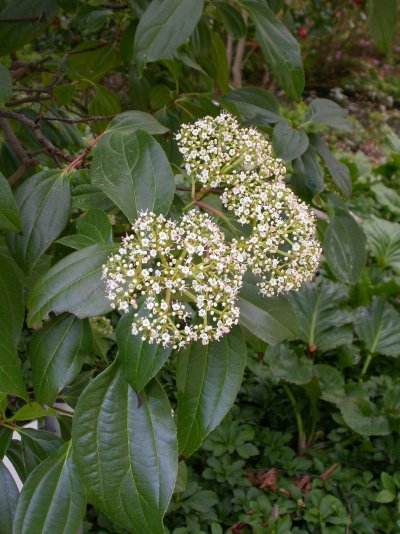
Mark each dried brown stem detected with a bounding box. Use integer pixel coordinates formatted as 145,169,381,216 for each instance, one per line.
232,11,248,88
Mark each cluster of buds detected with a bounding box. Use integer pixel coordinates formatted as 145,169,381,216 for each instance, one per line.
103,112,321,348
177,112,321,298
102,211,246,348
176,113,285,188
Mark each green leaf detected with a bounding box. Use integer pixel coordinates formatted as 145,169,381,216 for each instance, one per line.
288,281,353,352
27,244,115,329
17,429,64,463
134,0,205,70
240,0,304,100
72,363,177,533
221,87,282,126
238,274,297,345
210,32,229,94
0,64,12,105
88,84,121,132
58,209,112,250
375,489,395,504
304,98,351,130
105,111,169,135
363,216,400,272
0,331,26,400
314,364,345,404
311,134,352,198
7,171,71,273
340,396,390,436
0,251,24,344
29,314,91,405
0,0,59,56
371,183,400,216
266,344,313,385
12,402,57,421
13,442,87,534
0,461,18,534
291,146,324,201
324,209,366,284
0,172,21,232
368,0,397,49
91,130,175,223
66,41,120,81
355,297,400,357
116,309,172,392
272,120,309,161
177,328,247,458
214,2,246,38
0,428,12,459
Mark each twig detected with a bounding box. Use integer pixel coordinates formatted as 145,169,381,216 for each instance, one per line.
226,34,233,69
232,11,248,88
103,2,128,8
6,95,50,107
0,110,74,164
63,131,105,173
40,114,115,124
10,57,49,81
0,116,28,162
0,14,45,23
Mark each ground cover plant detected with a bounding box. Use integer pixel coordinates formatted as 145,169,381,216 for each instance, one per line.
0,0,399,532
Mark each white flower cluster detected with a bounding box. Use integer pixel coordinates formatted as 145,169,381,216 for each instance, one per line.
177,112,322,297
102,211,246,348
176,112,285,188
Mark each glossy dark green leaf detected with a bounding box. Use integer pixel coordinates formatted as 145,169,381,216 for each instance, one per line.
272,120,309,161
116,310,172,392
0,461,18,534
238,274,297,345
0,64,12,105
0,0,58,56
91,130,175,223
214,2,246,38
363,216,400,272
304,98,351,130
355,298,400,357
291,146,324,201
7,171,71,273
210,32,229,94
72,363,177,533
324,210,366,284
221,87,282,125
57,209,112,250
311,133,352,198
288,281,353,352
240,0,304,100
177,328,247,458
18,429,64,463
0,331,26,399
13,402,57,421
0,428,12,459
340,396,390,436
106,111,169,135
134,0,204,69
0,251,24,344
265,344,313,385
27,244,114,328
66,41,120,81
368,0,397,49
88,84,121,133
13,442,86,534
29,314,91,405
0,172,21,232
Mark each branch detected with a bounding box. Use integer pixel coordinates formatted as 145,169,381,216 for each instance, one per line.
40,114,115,124
103,3,128,8
0,14,45,23
63,132,105,173
0,116,28,161
0,110,74,164
226,34,233,69
6,95,50,107
232,11,248,88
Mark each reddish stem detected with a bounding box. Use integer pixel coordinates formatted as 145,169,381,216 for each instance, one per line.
63,131,105,173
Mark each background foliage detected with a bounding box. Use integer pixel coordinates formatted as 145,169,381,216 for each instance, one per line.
0,0,399,532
